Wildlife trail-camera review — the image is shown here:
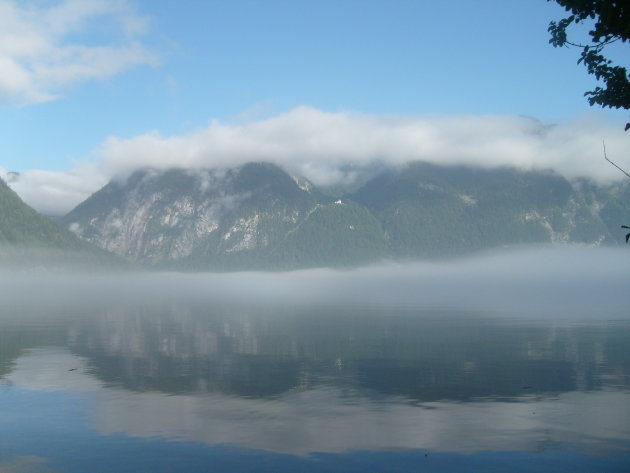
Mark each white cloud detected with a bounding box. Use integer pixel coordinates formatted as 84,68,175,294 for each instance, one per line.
2,164,107,216
0,0,157,105
96,107,629,187
5,107,630,215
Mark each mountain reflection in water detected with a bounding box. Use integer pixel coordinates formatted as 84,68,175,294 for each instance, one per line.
2,301,630,461
64,305,627,400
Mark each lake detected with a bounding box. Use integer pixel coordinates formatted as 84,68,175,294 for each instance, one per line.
1,247,629,472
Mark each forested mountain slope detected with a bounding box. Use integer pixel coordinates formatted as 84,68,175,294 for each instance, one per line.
62,162,630,270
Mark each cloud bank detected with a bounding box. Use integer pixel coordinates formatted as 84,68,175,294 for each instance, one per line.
5,107,629,215
0,0,157,105
1,164,107,216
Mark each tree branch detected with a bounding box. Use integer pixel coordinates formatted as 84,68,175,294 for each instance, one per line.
603,141,630,179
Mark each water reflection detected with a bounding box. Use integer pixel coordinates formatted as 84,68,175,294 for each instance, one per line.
1,302,630,458
5,347,630,456
63,304,630,400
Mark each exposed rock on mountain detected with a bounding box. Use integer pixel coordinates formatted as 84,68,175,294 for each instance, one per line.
63,161,630,270
64,162,384,269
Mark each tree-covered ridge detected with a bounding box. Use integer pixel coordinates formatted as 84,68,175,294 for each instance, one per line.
0,177,87,248
352,162,630,258
0,178,127,269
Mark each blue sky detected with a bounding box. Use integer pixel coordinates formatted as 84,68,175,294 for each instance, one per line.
0,0,628,214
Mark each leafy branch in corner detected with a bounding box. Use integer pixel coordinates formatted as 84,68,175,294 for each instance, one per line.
548,0,630,130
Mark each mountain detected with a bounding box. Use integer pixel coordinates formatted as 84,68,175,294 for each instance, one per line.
0,177,123,269
62,161,630,270
351,162,630,258
63,162,386,270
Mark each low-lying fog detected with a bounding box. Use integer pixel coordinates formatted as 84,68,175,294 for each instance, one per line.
1,245,628,317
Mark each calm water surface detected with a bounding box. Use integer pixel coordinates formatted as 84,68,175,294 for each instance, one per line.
1,296,630,472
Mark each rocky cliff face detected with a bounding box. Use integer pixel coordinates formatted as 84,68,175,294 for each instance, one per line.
63,161,630,270
65,164,311,264
64,162,376,269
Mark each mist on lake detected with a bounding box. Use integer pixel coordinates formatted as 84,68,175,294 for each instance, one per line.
1,244,627,317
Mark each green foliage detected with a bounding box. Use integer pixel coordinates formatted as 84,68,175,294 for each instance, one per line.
0,178,126,269
548,0,630,129
0,178,86,248
280,201,388,267
350,163,601,258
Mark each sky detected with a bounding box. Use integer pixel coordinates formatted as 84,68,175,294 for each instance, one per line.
0,0,628,215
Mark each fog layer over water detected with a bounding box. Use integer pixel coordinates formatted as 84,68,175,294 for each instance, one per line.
1,245,629,469
1,245,628,316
